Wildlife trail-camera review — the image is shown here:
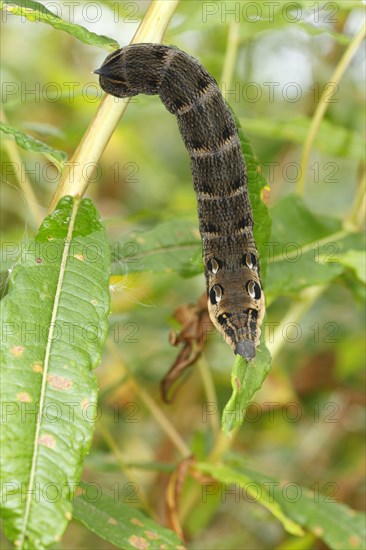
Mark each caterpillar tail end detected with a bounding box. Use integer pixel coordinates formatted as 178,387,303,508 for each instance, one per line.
235,340,256,361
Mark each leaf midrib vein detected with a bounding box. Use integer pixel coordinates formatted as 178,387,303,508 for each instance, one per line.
19,198,80,548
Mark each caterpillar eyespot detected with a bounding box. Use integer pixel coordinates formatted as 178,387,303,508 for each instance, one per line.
246,280,261,300
244,252,257,269
207,258,222,274
210,284,224,304
96,43,266,360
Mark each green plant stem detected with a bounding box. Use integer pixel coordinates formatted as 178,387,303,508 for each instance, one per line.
265,285,326,360
221,21,240,92
97,422,157,521
346,163,365,230
198,356,220,436
49,0,180,212
179,427,238,522
136,384,192,458
297,21,366,196
0,108,43,227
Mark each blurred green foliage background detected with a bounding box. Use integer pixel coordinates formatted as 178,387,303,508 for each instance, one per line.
1,1,365,548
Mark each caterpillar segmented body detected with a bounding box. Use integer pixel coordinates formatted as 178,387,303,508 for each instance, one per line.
95,43,265,360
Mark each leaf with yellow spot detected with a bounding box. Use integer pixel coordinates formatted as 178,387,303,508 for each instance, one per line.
212,455,366,550
0,196,110,549
73,483,184,549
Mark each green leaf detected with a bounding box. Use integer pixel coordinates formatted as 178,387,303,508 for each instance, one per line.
266,195,350,298
0,121,66,167
338,249,366,283
0,0,119,51
195,462,304,537
295,21,352,46
235,117,272,281
270,195,342,246
111,219,202,278
227,458,366,550
222,335,271,434
242,116,365,160
73,483,185,550
0,196,111,549
279,494,366,550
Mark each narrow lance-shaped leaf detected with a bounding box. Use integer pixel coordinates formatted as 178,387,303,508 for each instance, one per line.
0,122,67,168
0,196,110,549
73,482,185,550
222,334,271,434
195,461,304,537
226,456,366,550
0,0,119,51
235,117,272,280
111,219,202,278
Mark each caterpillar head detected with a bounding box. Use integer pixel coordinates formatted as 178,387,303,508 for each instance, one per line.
95,44,168,98
94,49,136,98
206,252,265,361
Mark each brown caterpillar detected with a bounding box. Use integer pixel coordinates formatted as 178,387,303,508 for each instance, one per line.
95,43,265,360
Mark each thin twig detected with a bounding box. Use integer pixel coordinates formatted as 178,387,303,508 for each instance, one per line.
198,357,220,436
106,338,191,458
221,21,240,92
97,422,157,520
0,108,43,227
297,21,366,195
